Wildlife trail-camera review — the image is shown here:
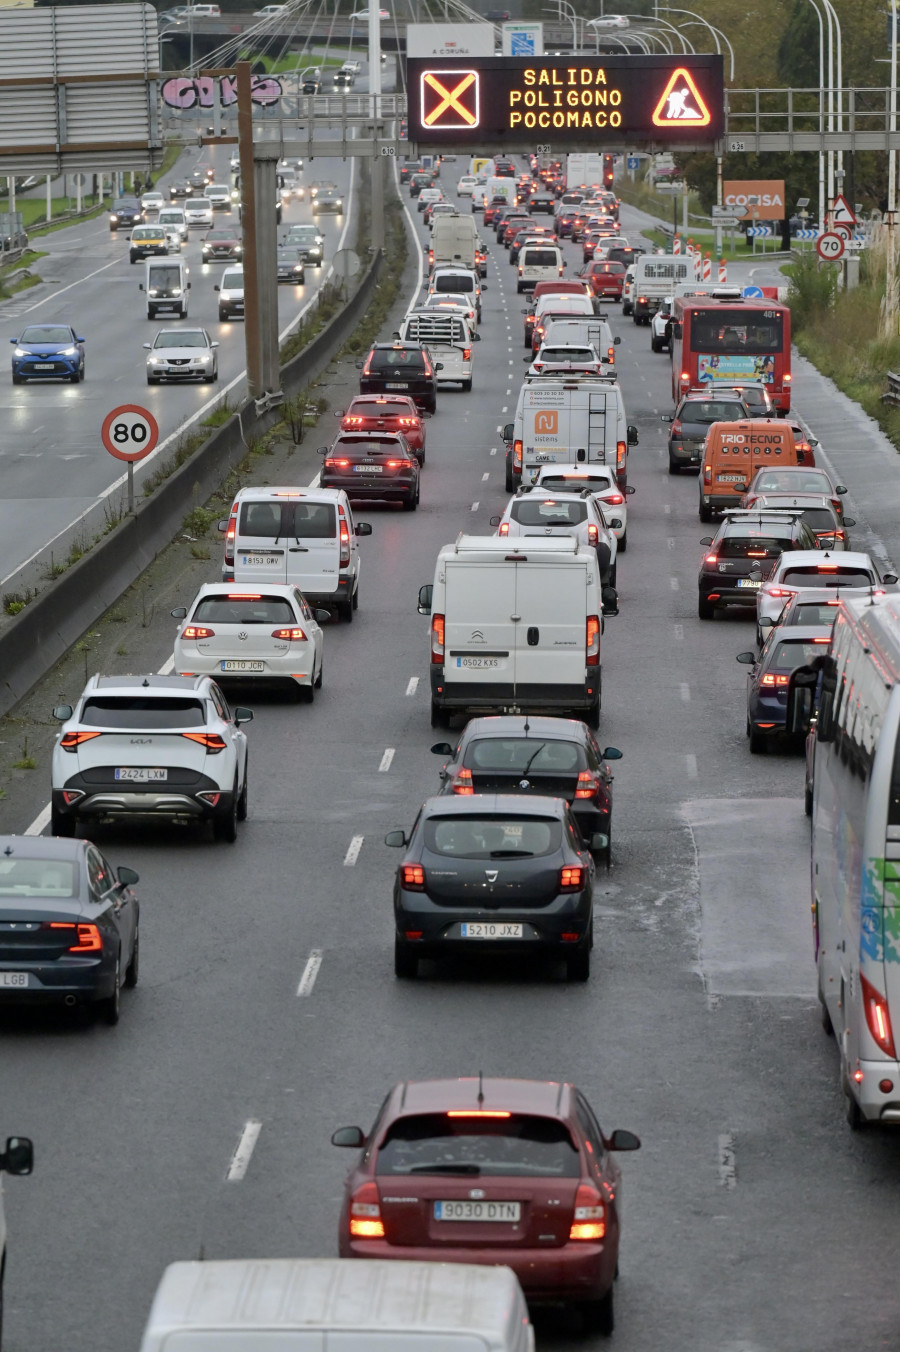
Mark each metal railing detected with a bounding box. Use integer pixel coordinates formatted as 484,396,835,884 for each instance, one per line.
882,372,900,409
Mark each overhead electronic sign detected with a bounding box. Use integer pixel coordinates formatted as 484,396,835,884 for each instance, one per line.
406,54,724,151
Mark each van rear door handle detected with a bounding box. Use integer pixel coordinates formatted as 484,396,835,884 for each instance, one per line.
510,614,521,621
289,547,309,552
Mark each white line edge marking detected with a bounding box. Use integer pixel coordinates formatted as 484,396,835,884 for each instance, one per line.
670,577,680,590
471,501,479,511
2,159,358,592
226,1119,262,1182
685,753,698,779
296,949,324,997
405,676,419,696
481,471,489,481
680,682,691,702
343,834,364,866
378,747,395,772
718,1133,737,1189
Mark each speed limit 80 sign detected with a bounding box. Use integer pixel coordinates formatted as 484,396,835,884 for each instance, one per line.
101,405,160,463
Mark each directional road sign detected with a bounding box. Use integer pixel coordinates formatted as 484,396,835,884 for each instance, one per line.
747,226,772,238
794,229,818,240
817,231,845,261
101,405,159,462
627,155,640,170
711,204,746,219
742,286,764,298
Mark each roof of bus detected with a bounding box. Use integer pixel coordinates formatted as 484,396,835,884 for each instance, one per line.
674,295,790,312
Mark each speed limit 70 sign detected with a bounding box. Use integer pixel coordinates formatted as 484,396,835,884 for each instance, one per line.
101,405,160,462
816,231,845,262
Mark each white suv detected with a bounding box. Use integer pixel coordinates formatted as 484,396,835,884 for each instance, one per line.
491,487,621,585
531,462,634,549
756,550,896,640
50,674,252,842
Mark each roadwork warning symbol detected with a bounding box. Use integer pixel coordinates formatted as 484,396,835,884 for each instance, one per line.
651,67,711,126
421,69,480,128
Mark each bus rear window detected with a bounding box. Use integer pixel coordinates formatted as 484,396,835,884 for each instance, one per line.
690,308,783,353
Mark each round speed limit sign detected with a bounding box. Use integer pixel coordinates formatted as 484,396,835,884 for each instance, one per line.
101,405,160,463
816,231,845,262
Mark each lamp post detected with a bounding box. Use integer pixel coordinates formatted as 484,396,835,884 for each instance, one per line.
658,7,734,80
884,0,898,337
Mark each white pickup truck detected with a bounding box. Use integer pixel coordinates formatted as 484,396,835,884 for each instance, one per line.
400,310,478,392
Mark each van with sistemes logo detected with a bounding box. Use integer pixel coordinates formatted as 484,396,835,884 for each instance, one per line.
417,535,617,729
504,374,637,493
699,419,800,520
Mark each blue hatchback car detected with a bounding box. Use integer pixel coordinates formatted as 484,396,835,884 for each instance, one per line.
11,324,86,384
737,626,832,754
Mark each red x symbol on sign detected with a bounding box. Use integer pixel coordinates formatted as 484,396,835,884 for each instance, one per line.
421,70,479,128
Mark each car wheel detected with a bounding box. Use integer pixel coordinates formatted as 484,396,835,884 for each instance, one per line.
50,808,75,837
516,281,523,292
11,372,23,385
402,490,418,511
124,928,140,988
699,501,713,523
668,458,681,475
339,596,354,623
584,695,601,731
749,729,767,754
818,974,833,1035
99,960,121,1025
618,530,627,553
394,937,419,979
147,376,158,385
698,597,715,621
236,765,248,821
69,371,80,384
804,780,813,817
461,378,472,392
129,254,137,264
566,944,591,982
219,309,227,321
505,465,514,492
651,337,662,352
214,785,238,842
608,562,617,588
844,1067,867,1131
430,698,450,729
581,1288,614,1336
315,656,324,688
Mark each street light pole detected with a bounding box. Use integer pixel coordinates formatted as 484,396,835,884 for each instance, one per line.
368,2,384,253
884,0,898,337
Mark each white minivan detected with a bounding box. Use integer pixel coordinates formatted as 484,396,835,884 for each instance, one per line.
221,485,372,621
517,243,565,292
427,266,485,321
139,257,190,319
140,1258,533,1352
418,534,616,728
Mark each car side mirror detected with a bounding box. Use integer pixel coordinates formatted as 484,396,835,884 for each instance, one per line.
435,362,444,371
608,518,622,530
736,651,757,665
8,337,17,344
602,747,623,760
117,865,140,887
171,606,188,619
627,424,639,445
52,704,73,721
841,517,856,528
234,707,254,724
785,665,819,736
431,742,453,755
660,414,673,423
836,485,847,494
759,617,774,631
490,515,502,526
138,283,144,290
885,574,899,586
699,536,713,547
502,423,514,441
210,341,219,348
418,583,433,615
590,831,609,853
217,518,229,532
317,446,328,455
355,522,372,536
473,332,481,341
1,1137,33,1176
187,282,191,289
331,1125,366,1148
385,829,408,847
143,342,151,350
213,284,220,292
76,337,86,344
482,284,488,290
624,485,636,495
605,1128,641,1152
315,609,332,623
601,584,618,616
614,335,621,344
334,409,345,417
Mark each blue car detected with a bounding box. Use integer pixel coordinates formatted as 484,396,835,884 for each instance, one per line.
736,626,831,754
11,324,86,384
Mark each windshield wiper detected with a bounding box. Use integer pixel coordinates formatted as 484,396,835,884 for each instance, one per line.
408,1163,481,1174
519,742,547,777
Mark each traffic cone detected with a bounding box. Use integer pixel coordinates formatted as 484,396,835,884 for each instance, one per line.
718,257,727,282
673,234,681,255
703,252,711,281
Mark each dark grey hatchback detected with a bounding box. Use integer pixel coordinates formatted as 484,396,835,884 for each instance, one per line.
357,342,439,415
386,794,601,983
661,393,749,474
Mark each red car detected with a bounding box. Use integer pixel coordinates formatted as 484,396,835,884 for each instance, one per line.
337,394,426,461
482,196,509,227
581,260,626,301
332,1075,641,1333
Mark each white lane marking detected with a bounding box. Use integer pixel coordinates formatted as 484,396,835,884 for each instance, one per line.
664,504,671,514
159,654,175,675
344,834,364,866
490,447,497,456
673,623,684,640
496,425,503,432
670,577,680,590
379,747,395,772
226,1120,262,1181
296,948,324,997
17,255,124,315
2,162,358,592
25,804,51,837
667,537,675,550
405,676,419,696
471,501,479,511
718,1133,737,1189
482,471,489,480
501,406,508,413
686,753,698,779
680,682,691,702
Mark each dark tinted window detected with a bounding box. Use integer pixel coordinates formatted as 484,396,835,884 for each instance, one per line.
510,499,587,526
800,508,839,532
0,859,76,897
690,308,783,353
290,502,336,538
433,275,474,294
523,250,559,266
81,697,205,728
788,602,841,626
424,816,560,858
718,534,790,559
781,567,873,587
375,1113,580,1178
334,438,400,456
193,596,295,624
466,738,584,773
371,348,426,371
240,502,282,538
770,640,830,669
539,475,612,493
147,264,184,289
680,401,747,424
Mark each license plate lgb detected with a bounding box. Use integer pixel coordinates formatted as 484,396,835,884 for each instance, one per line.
435,1199,521,1221
461,922,523,938
114,767,167,782
0,973,28,988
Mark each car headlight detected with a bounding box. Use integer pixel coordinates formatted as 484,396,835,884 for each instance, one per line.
148,357,163,364
13,347,28,357
60,346,78,357
171,288,182,296
110,214,118,222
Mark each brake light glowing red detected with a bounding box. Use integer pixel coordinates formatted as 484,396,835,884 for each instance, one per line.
587,523,599,546
60,731,101,751
605,493,624,506
575,771,599,800
401,863,425,890
339,507,351,567
861,971,896,1057
183,626,215,639
344,416,365,426
349,1182,384,1238
616,440,626,471
326,459,350,469
271,626,307,640
586,614,600,665
446,1110,511,1118
224,505,238,566
705,554,718,565
431,612,445,664
767,587,794,598
182,732,228,752
463,348,472,361
761,673,791,687
560,865,584,890
513,440,523,470
452,768,474,795
49,922,102,953
569,1184,606,1240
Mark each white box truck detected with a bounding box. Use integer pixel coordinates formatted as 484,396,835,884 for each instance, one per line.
418,535,617,728
567,153,604,189
429,212,479,272
503,374,638,492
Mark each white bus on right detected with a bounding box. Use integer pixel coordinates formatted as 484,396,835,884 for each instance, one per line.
790,591,900,1129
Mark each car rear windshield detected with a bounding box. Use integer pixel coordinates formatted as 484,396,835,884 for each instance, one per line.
788,602,841,626
752,471,831,494
798,509,838,532
80,697,206,728
350,400,411,417
0,859,75,898
540,475,612,493
433,275,474,293
238,500,336,538
424,816,560,859
192,596,295,624
781,567,873,587
681,401,747,424
510,500,588,527
770,640,830,669
718,534,790,559
375,1112,581,1178
335,438,399,455
466,738,584,773
540,348,594,364
371,350,426,372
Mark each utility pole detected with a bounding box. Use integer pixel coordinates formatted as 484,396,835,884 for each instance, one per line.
884,0,898,337
237,60,281,407
368,3,384,252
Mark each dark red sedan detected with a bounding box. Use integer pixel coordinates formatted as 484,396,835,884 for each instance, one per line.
580,260,626,301
336,394,426,462
332,1075,640,1334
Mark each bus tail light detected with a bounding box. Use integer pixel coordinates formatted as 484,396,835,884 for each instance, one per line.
861,972,897,1057
586,615,600,665
349,1182,385,1238
431,612,445,664
569,1184,606,1240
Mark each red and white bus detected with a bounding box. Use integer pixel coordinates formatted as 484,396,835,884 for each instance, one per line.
671,296,792,414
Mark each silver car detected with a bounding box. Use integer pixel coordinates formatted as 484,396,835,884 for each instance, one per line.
144,327,219,383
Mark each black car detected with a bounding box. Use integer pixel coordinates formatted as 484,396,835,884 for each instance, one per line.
400,160,422,184
276,246,306,283
357,342,439,415
409,172,432,198
312,183,343,214
529,190,556,214
737,626,833,754
302,78,321,94
661,393,750,474
386,794,602,981
319,432,420,509
0,836,139,1023
109,197,143,232
169,180,192,199
697,510,817,620
431,716,622,861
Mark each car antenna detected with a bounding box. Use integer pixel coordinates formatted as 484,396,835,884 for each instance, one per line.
524,715,530,735
477,1070,484,1106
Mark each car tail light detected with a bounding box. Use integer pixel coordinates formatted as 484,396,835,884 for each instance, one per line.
344,415,365,426
497,521,510,537
183,625,215,639
761,673,791,687
422,355,434,377
560,865,584,890
60,731,102,751
451,768,474,795
766,587,794,598
446,1110,511,1118
361,353,373,376
818,564,839,572
224,504,238,567
49,921,102,953
704,554,718,565
704,464,712,484
325,458,350,469
397,416,418,427
608,346,615,363
431,612,445,664
616,440,626,472
400,863,426,890
518,266,523,275
182,732,228,752
197,791,221,806
62,790,84,806
463,348,472,361
339,506,351,567
513,440,523,470
861,971,897,1057
604,492,624,506
569,1184,606,1240
587,523,599,546
349,1182,385,1238
586,615,600,666
272,626,307,640
575,770,600,800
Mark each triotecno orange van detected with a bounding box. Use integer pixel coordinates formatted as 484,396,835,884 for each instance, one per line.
699,419,808,521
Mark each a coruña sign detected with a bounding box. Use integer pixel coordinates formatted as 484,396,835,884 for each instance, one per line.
406,54,724,150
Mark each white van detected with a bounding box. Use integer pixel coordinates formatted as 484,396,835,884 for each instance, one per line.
139,257,190,319
141,1258,533,1352
517,243,565,292
473,175,515,211
429,212,479,272
418,535,614,728
632,254,692,323
214,265,244,322
221,485,372,621
504,374,638,492
157,205,188,242
427,266,485,321
400,309,478,391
